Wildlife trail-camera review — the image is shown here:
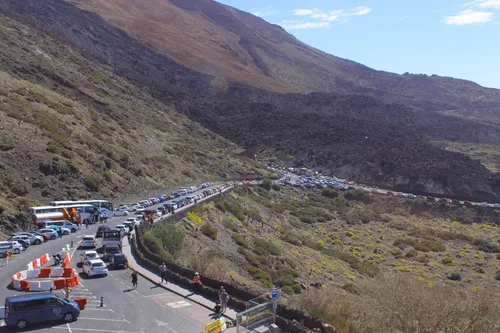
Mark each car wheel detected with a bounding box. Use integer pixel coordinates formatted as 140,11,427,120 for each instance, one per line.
71,229,76,233
14,248,20,254
17,319,28,329
64,231,70,235
50,235,56,240
83,219,89,225
34,239,41,245
63,312,74,322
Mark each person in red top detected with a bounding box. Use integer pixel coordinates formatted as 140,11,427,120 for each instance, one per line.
193,272,202,292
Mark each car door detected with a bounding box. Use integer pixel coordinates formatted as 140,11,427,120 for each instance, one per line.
45,298,65,320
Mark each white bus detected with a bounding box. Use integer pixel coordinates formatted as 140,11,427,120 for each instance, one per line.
49,200,114,212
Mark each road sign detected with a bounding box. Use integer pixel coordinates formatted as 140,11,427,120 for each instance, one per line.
271,288,278,299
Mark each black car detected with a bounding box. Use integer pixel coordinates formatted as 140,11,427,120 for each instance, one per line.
109,253,128,269
103,245,121,262
14,239,30,249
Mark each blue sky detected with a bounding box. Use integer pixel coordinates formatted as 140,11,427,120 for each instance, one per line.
217,0,500,89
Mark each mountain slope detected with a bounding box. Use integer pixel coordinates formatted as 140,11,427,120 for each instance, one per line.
0,13,269,220
61,0,500,114
2,0,500,200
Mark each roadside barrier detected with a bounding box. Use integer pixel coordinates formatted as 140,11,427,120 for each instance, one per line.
11,245,78,292
73,297,87,310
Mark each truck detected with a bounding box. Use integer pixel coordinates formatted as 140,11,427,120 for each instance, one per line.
32,207,82,226
102,230,121,249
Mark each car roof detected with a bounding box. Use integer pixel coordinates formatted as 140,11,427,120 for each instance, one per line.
84,251,98,255
87,259,104,264
83,235,95,239
6,292,55,303
113,253,126,257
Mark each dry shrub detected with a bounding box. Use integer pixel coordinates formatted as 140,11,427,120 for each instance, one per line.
290,274,500,333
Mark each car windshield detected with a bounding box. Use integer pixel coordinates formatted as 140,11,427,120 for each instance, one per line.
92,262,104,267
83,237,94,241
114,255,127,263
87,253,97,258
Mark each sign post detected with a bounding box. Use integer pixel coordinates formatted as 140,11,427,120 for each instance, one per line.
271,288,278,324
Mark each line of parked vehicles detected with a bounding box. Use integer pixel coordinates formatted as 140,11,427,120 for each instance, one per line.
1,220,79,258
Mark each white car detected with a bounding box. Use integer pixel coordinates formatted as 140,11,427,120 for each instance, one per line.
82,259,108,277
0,241,24,254
115,207,130,216
156,209,163,217
11,234,44,245
115,225,126,237
80,250,99,263
81,235,97,249
126,217,141,226
38,228,58,240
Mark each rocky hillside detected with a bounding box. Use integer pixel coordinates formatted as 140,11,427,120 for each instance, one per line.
0,13,270,224
60,0,500,116
1,0,500,200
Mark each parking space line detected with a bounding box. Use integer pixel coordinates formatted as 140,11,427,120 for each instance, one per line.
78,317,130,324
67,323,73,333
55,328,141,333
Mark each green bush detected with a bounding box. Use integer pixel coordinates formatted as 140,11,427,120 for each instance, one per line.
321,188,338,199
393,238,417,250
291,283,302,294
447,272,462,281
473,239,500,253
259,279,274,288
440,257,454,265
405,249,418,258
143,231,163,254
83,175,100,192
495,270,500,281
253,238,280,256
271,184,281,191
222,219,238,232
232,233,249,248
473,266,485,274
281,232,302,246
416,255,429,263
261,178,273,191
247,266,271,280
344,190,372,203
215,196,246,220
281,286,294,295
151,225,185,257
201,224,218,240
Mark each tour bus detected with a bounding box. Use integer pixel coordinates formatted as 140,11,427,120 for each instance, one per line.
49,200,114,212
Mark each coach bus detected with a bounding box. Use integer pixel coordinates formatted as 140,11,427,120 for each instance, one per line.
49,200,114,212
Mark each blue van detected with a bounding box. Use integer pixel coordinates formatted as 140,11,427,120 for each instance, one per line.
5,293,80,329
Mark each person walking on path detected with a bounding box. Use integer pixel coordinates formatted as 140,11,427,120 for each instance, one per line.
220,288,229,313
218,286,224,304
159,262,167,283
3,251,9,266
131,270,138,289
212,301,222,319
63,286,72,301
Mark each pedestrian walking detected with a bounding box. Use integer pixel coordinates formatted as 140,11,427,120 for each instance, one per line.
63,286,72,301
220,288,229,312
193,272,202,292
131,271,138,289
4,251,9,266
218,286,224,304
159,262,167,283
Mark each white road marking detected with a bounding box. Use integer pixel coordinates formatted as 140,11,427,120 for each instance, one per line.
143,292,171,298
82,308,113,312
79,317,130,324
67,323,73,333
53,327,141,333
166,301,191,308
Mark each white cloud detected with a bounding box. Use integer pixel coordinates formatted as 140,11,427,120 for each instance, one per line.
252,6,279,17
444,9,494,24
281,21,332,30
286,6,370,29
465,0,500,9
351,6,372,16
293,9,315,16
400,16,409,21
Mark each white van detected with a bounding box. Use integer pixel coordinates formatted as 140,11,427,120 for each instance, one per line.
0,241,24,254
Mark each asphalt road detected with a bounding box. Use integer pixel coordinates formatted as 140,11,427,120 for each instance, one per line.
0,186,224,332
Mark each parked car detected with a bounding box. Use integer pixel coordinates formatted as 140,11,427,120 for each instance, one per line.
11,234,43,245
46,225,70,235
82,259,108,277
9,237,29,249
33,232,50,242
80,235,97,249
0,241,24,254
122,221,134,232
38,228,59,240
115,207,130,216
126,217,141,226
109,253,128,269
115,225,127,237
47,221,78,233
